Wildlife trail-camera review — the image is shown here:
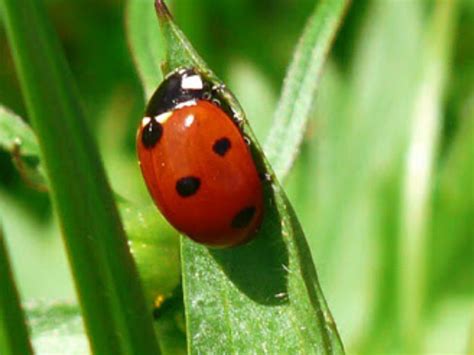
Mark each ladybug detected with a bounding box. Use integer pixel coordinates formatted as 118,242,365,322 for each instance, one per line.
137,68,264,247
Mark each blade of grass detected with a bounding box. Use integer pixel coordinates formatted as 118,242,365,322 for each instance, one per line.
126,0,167,100
0,226,34,355
135,1,345,353
264,0,350,181
0,0,160,354
399,0,458,350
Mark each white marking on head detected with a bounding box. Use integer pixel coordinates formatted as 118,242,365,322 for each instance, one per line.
181,75,203,90
141,117,151,127
184,114,195,128
155,112,172,124
174,100,197,110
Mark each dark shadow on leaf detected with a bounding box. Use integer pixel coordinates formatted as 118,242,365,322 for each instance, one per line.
210,179,289,306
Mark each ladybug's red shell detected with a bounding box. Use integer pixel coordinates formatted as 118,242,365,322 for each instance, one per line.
137,69,263,247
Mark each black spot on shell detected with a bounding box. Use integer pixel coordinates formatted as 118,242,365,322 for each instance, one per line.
142,119,163,149
231,206,256,229
176,176,201,197
213,137,231,156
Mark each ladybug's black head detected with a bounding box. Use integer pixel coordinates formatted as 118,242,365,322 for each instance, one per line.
145,68,212,117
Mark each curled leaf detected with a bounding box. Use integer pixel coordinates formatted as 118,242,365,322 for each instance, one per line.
0,106,47,190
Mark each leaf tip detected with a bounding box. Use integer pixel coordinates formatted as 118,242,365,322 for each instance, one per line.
154,0,172,20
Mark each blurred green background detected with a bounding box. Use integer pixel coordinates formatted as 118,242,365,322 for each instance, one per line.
0,0,472,353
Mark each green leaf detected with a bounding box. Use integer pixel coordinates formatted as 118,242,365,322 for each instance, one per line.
121,201,186,355
0,105,47,189
124,1,344,352
123,202,186,354
264,0,350,181
0,227,34,355
180,195,343,353
126,0,167,99
122,204,181,307
0,0,160,354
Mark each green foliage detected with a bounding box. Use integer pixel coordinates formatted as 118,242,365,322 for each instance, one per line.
123,205,180,307
285,0,472,353
0,0,159,353
0,0,472,354
265,0,349,181
0,228,33,355
126,0,166,99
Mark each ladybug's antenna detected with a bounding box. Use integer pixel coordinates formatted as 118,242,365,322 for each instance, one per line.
154,0,172,20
